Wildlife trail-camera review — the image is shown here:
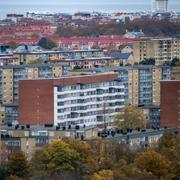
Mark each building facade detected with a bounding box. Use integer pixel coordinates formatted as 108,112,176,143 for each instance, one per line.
113,65,170,106
19,73,125,127
160,80,180,128
0,63,69,125
133,38,180,65
0,63,67,105
14,49,104,64
152,0,168,13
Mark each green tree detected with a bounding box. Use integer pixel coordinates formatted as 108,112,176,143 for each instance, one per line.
38,37,57,50
114,105,145,130
8,151,29,178
171,58,180,67
135,149,174,180
0,165,7,180
139,58,155,65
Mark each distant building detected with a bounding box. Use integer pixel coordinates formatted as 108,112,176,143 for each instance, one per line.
19,73,125,127
13,49,104,64
133,38,180,65
119,44,133,53
6,14,24,22
124,30,145,38
160,80,180,128
152,0,168,13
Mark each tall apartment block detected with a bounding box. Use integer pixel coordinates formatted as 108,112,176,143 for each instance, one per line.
103,65,170,127
152,0,168,12
113,65,170,106
0,64,68,104
0,63,69,124
133,38,180,65
160,80,180,128
19,73,125,127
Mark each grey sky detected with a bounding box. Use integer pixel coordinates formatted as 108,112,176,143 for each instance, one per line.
1,0,180,5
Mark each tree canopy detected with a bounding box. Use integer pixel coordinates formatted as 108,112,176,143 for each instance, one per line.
135,149,174,180
8,151,29,178
38,37,57,50
114,104,145,130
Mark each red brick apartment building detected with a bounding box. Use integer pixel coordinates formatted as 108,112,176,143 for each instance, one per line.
19,73,125,127
160,80,180,128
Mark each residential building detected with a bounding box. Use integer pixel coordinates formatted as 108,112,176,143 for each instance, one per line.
0,55,19,66
152,0,168,13
160,80,180,128
0,63,69,125
119,44,133,53
110,52,133,65
124,30,145,38
107,128,179,149
171,66,180,80
0,106,5,125
19,73,125,127
13,49,104,64
53,56,133,69
0,126,98,160
0,63,67,105
69,65,170,127
133,38,180,65
113,65,170,106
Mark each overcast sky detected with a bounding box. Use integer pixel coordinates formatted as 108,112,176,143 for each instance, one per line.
0,0,180,5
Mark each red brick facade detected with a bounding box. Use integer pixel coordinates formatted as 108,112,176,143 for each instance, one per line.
19,73,118,125
160,80,180,128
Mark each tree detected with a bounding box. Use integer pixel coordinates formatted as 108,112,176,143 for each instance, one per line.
114,105,145,130
8,151,29,178
157,132,180,180
135,149,174,180
7,41,18,50
0,165,7,180
31,141,80,172
113,159,156,180
139,58,155,65
73,65,81,70
171,58,180,66
65,139,99,176
91,170,114,180
38,37,57,50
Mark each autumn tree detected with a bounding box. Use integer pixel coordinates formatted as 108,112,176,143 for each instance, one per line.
113,159,156,180
65,139,99,176
114,104,145,130
7,41,18,50
31,141,80,172
91,170,114,180
135,149,174,180
8,151,29,178
157,132,180,180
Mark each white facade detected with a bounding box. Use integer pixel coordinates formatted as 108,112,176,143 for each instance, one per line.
152,0,168,12
54,81,125,127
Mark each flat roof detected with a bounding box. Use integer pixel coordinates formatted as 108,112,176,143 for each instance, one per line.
1,63,70,69
14,49,102,55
